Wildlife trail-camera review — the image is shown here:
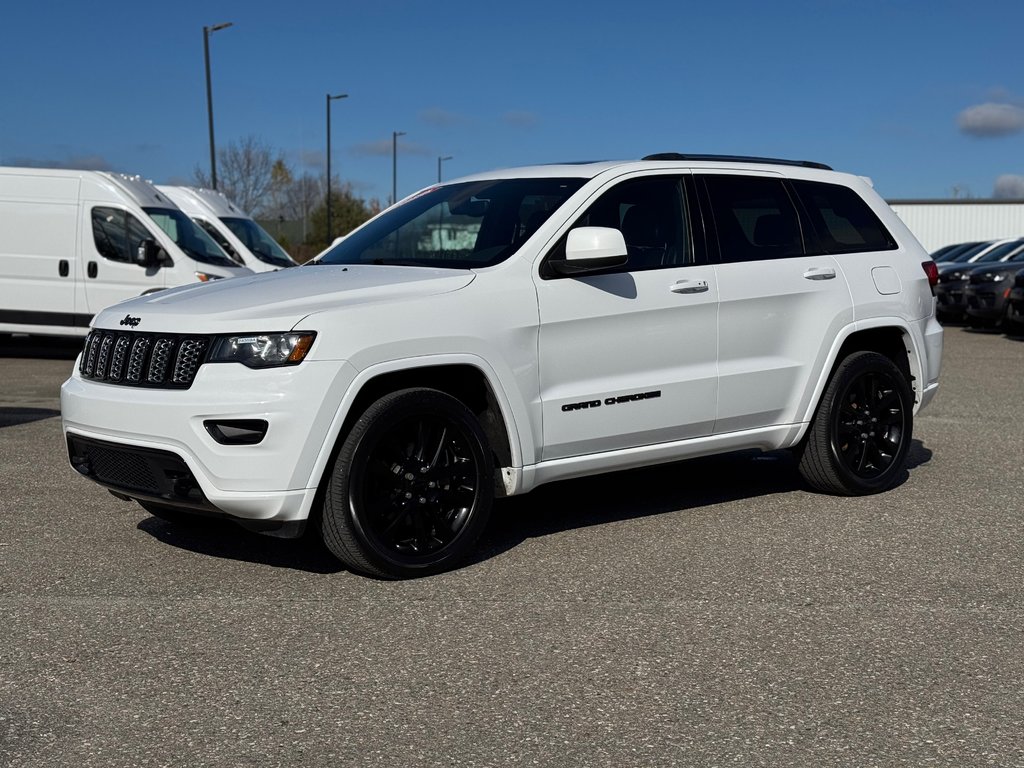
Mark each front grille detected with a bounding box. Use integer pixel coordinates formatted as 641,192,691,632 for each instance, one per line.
80,330,211,389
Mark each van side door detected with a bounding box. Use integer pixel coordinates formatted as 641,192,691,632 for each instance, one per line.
83,206,167,315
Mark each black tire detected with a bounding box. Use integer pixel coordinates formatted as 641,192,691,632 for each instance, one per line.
797,351,913,495
319,388,494,579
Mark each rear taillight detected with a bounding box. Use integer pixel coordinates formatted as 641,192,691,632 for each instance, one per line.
922,261,939,295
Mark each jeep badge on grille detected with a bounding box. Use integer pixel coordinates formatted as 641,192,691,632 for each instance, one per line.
120,315,141,328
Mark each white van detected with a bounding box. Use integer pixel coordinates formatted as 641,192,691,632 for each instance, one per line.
156,186,296,272
0,167,253,337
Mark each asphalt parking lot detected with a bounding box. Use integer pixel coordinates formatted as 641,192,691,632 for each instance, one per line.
1,329,1022,767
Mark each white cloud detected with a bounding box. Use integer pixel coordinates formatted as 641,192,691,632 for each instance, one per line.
419,107,466,127
993,174,1024,198
958,103,1024,138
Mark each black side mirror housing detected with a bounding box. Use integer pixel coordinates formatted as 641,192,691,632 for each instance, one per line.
135,239,169,268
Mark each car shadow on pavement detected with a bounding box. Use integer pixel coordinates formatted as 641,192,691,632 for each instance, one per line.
0,407,61,428
0,336,82,360
132,440,933,577
473,440,934,567
136,516,345,574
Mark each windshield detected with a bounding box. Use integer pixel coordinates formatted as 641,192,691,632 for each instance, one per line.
193,218,245,265
316,178,586,268
144,207,236,267
221,217,295,267
976,241,1024,262
952,242,998,262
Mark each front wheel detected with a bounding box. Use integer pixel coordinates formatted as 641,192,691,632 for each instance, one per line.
319,388,494,579
798,352,913,495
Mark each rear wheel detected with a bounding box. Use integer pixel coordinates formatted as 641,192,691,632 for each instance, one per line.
319,388,494,579
798,352,913,495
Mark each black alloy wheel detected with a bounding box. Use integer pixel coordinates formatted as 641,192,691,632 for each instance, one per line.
320,388,493,579
798,351,913,495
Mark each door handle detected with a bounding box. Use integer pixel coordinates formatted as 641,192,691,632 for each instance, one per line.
670,279,710,294
58,260,69,277
87,261,98,279
803,267,836,281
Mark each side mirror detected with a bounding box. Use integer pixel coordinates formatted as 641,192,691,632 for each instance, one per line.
551,227,628,276
135,239,169,268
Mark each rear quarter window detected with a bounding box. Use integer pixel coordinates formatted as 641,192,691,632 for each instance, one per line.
791,180,896,254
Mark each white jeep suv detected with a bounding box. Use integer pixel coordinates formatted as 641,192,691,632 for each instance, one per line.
61,154,943,578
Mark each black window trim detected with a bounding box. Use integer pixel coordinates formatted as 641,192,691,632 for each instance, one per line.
539,173,707,280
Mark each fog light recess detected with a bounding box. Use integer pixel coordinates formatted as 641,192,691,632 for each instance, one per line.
204,419,269,445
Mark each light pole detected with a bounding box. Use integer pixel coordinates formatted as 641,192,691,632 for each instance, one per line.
392,131,406,206
203,21,233,190
325,92,348,241
437,155,453,184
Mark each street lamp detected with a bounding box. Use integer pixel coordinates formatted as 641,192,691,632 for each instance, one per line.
203,21,233,190
392,131,406,206
437,155,453,184
325,92,348,241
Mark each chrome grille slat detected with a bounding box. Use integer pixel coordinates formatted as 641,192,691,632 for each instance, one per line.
79,330,210,389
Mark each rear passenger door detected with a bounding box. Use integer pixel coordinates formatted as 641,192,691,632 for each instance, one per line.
699,172,853,433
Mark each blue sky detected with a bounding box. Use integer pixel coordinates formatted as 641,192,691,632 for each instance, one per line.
2,0,1023,205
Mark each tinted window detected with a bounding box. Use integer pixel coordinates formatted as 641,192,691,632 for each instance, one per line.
144,207,235,267
703,175,803,263
543,176,689,276
91,207,153,263
791,180,896,254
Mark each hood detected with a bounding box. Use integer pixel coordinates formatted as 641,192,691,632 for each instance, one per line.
91,264,475,334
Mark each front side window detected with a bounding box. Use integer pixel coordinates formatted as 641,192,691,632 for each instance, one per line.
317,178,586,269
703,175,804,263
144,207,236,267
91,207,154,263
790,180,896,254
542,176,690,276
221,217,295,267
194,218,244,264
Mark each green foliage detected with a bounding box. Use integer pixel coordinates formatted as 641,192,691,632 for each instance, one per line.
307,183,376,250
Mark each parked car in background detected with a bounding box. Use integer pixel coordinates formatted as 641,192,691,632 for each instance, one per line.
0,167,252,338
936,238,1024,321
963,254,1024,328
1005,270,1024,335
932,241,985,262
157,186,296,273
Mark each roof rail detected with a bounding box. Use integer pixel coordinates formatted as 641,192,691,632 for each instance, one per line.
641,153,832,171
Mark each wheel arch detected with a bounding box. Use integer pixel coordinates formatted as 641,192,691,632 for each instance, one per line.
307,356,524,507
796,319,923,439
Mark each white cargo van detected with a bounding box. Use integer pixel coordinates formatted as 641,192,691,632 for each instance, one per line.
0,167,252,337
156,186,296,272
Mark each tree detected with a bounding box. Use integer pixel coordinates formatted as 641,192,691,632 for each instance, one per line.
192,135,284,216
307,183,376,249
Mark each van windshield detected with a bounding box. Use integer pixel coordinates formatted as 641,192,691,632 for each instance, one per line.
221,217,295,267
315,178,585,269
144,207,236,267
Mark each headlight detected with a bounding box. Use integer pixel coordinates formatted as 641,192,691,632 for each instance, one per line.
990,273,1006,282
209,332,316,368
195,272,224,282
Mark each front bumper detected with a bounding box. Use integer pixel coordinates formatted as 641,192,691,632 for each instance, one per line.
61,357,357,524
935,283,967,318
964,284,1009,322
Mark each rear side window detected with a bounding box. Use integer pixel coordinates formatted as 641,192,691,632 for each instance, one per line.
702,175,804,263
790,180,896,254
91,207,153,263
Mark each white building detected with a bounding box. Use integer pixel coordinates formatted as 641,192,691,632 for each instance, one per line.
888,199,1024,253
